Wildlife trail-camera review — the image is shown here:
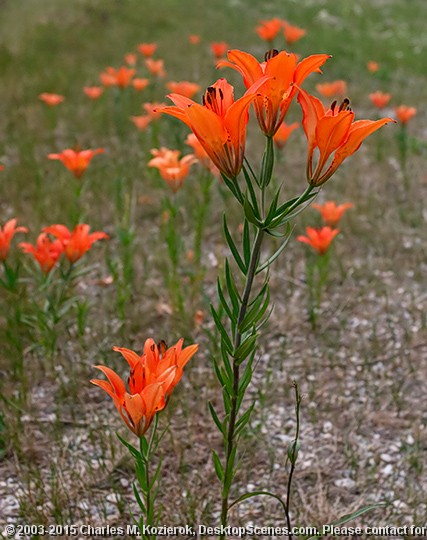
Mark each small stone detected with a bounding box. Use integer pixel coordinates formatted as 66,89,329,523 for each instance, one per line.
334,478,356,489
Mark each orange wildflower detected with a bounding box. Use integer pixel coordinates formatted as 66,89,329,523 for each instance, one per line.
158,77,265,179
38,93,65,107
297,89,395,186
138,43,157,57
91,338,198,437
100,66,136,88
131,115,152,131
312,201,354,227
143,102,167,120
394,105,417,125
189,34,201,45
369,91,391,110
316,80,347,98
43,224,109,263
283,22,306,45
367,61,379,73
0,219,28,261
210,42,229,59
132,78,149,92
19,233,63,273
165,81,201,99
83,86,104,100
0,164,4,171
124,53,137,66
145,58,166,78
273,121,299,149
218,48,330,136
186,133,219,175
255,18,284,42
48,148,104,179
148,148,197,192
297,226,339,255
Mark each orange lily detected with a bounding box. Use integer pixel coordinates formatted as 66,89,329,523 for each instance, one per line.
297,88,395,186
189,34,201,45
186,133,219,175
210,42,228,59
255,18,284,42
100,66,136,88
158,77,265,179
273,121,299,149
367,61,379,73
39,93,65,106
0,219,28,261
132,78,149,92
312,201,354,226
165,81,201,99
297,226,339,255
48,148,104,179
83,86,104,100
394,105,416,125
148,148,197,192
138,43,157,57
43,224,109,263
19,233,63,273
145,58,166,78
131,115,152,131
91,338,197,436
124,53,137,66
369,91,391,110
316,80,347,98
218,48,330,136
283,22,306,45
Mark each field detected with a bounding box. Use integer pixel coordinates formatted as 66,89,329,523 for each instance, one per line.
0,0,426,539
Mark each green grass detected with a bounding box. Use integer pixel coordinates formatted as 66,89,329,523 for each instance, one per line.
1,0,426,534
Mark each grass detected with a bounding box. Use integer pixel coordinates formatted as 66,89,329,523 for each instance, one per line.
1,0,426,537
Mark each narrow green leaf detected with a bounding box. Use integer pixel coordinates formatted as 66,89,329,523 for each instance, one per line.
223,216,247,275
243,194,263,228
229,490,287,514
210,304,233,354
225,259,241,312
116,433,140,459
224,446,237,491
221,173,243,204
209,402,225,435
132,483,146,514
235,402,255,435
212,450,224,482
256,226,294,274
217,278,236,323
264,186,282,227
220,340,233,382
243,168,261,212
235,333,258,366
242,220,251,268
287,439,301,465
239,284,270,333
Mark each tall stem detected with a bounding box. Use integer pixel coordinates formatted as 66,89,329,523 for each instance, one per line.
220,227,264,536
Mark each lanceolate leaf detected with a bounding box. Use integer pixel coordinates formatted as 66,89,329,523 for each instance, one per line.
217,278,236,323
212,450,224,482
223,216,247,275
235,333,258,365
210,304,233,354
235,401,256,435
242,220,251,269
256,225,294,274
209,402,226,436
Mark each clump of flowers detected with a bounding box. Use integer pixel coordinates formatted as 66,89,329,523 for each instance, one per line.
148,147,197,192
0,219,28,262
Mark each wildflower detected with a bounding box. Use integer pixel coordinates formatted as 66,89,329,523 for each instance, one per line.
38,93,65,106
132,78,149,92
91,338,198,437
19,233,63,273
316,80,347,98
394,105,416,125
100,66,136,88
165,81,201,99
189,34,201,45
143,102,166,120
0,219,28,261
145,58,166,78
185,133,219,175
255,18,284,42
367,61,379,73
312,201,354,226
297,89,395,186
0,164,4,171
84,86,104,100
297,226,339,255
369,91,391,110
210,42,228,59
124,53,137,66
138,43,157,57
48,148,105,179
148,148,197,192
158,77,264,179
131,115,152,131
283,22,306,45
273,121,299,149
218,48,330,136
43,224,109,263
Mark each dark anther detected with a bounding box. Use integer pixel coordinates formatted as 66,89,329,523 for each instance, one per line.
339,98,350,112
264,49,279,62
330,100,337,113
218,87,224,100
157,340,167,356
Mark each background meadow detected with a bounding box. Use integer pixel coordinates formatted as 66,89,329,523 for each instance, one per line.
0,0,426,536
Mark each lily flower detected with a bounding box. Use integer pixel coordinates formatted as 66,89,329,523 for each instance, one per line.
367,61,379,73
297,88,395,186
394,105,416,125
145,58,166,78
312,201,354,226
282,22,306,45
186,133,219,175
91,338,197,436
43,224,109,263
273,121,299,149
158,78,266,179
369,91,391,110
48,147,105,179
148,148,197,192
255,18,284,42
83,86,104,100
100,66,136,88
138,43,157,57
0,219,28,261
210,42,229,59
39,93,65,106
218,48,330,136
19,233,63,273
132,78,149,92
316,80,347,99
165,81,201,99
189,35,201,45
297,226,339,255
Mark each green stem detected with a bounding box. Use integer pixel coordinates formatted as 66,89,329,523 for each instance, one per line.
220,227,265,537
285,382,302,540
